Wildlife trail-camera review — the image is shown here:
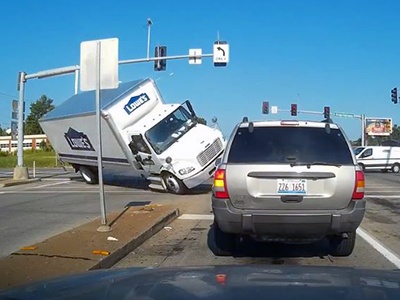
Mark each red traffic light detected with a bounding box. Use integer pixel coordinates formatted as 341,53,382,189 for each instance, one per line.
262,101,269,114
291,104,297,116
324,106,330,118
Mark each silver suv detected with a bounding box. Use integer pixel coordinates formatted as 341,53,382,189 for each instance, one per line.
211,119,365,257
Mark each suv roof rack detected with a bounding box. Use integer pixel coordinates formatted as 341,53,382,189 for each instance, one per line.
242,117,249,122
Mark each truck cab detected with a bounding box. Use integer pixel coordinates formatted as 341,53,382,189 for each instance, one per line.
127,100,224,194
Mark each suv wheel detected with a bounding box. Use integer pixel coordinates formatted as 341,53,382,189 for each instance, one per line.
209,221,236,256
329,231,356,257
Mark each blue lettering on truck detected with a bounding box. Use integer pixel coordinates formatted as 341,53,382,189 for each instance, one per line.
64,127,95,151
124,93,150,115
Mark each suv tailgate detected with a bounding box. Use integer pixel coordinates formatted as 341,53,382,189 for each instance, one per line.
226,164,355,210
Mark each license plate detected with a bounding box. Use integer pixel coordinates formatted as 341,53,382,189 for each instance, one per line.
277,179,307,194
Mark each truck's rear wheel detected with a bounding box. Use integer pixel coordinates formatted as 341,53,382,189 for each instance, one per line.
79,166,98,184
161,172,187,194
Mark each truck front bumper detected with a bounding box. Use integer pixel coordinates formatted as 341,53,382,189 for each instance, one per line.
183,152,223,189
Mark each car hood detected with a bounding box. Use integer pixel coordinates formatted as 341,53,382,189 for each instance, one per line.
1,265,400,299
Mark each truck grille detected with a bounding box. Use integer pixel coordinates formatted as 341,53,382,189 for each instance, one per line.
197,138,223,167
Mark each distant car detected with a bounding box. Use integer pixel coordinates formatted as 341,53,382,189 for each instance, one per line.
356,146,400,173
211,119,365,257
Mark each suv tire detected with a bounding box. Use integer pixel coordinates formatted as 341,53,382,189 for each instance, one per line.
209,221,236,256
329,231,356,257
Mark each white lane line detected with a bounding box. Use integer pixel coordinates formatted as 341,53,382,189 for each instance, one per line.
179,214,400,268
179,214,215,220
31,181,72,189
0,190,153,194
365,195,400,198
357,228,400,268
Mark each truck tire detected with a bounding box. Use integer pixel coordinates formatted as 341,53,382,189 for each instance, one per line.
329,231,356,257
79,166,98,184
161,172,187,194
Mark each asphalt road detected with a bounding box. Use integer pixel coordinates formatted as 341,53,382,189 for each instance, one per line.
1,168,399,271
0,169,210,258
114,171,400,270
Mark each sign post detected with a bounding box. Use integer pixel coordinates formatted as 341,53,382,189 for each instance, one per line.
80,38,119,232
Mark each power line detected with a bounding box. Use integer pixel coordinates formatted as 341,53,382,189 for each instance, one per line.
0,91,17,99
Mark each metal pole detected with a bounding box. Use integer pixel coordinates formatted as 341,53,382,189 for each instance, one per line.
17,72,26,167
74,68,79,95
361,114,365,146
147,19,152,61
95,42,109,230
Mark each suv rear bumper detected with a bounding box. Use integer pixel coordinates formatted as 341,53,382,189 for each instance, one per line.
212,198,366,239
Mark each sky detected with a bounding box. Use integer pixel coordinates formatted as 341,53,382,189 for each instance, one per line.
1,0,400,141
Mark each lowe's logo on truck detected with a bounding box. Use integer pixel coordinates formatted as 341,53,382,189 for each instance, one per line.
64,127,95,151
124,93,150,115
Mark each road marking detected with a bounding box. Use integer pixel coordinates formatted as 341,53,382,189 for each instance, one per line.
365,195,400,198
179,214,214,220
357,227,400,269
31,181,72,189
0,190,153,194
178,214,400,268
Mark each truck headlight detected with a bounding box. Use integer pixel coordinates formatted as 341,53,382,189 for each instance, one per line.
178,167,195,175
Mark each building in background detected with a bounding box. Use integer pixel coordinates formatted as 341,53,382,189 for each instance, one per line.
0,134,48,152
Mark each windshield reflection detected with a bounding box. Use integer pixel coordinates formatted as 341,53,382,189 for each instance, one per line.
145,106,196,154
354,147,365,155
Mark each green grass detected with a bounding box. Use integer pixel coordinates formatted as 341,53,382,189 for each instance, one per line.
0,150,63,168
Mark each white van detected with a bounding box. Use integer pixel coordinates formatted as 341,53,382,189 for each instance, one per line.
356,146,400,173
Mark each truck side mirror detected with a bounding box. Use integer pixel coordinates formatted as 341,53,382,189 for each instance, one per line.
128,141,138,155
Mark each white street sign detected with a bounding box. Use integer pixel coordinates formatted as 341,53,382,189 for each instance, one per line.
11,121,18,140
271,106,278,114
80,38,119,91
189,48,202,65
213,42,229,64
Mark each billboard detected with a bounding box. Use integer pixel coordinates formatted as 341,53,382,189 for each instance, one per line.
365,118,392,136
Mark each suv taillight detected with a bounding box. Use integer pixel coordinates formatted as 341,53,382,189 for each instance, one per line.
352,170,365,200
213,169,229,199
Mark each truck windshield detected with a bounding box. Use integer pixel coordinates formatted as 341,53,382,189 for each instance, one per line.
145,106,196,154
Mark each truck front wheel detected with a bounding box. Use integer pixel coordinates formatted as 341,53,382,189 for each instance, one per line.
161,172,187,194
79,166,99,184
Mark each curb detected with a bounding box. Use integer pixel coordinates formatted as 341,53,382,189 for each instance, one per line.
90,207,180,270
0,178,42,187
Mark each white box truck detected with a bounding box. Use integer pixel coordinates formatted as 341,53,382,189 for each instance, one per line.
39,78,225,194
356,146,400,173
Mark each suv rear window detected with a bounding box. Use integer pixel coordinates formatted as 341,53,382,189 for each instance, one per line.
228,126,353,165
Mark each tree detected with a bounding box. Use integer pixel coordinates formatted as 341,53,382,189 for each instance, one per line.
195,117,207,125
25,95,54,135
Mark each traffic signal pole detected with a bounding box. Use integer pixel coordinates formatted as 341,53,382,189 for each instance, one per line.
277,108,366,147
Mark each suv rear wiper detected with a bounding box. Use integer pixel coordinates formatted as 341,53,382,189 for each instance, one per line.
290,162,342,168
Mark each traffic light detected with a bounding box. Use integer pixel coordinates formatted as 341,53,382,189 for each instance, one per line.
391,88,398,104
154,46,167,71
262,101,269,114
291,104,297,116
324,106,330,119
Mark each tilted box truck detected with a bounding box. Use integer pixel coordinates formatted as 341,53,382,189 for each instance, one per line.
39,78,225,194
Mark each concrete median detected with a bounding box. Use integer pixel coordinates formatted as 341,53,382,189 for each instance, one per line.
0,204,179,290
